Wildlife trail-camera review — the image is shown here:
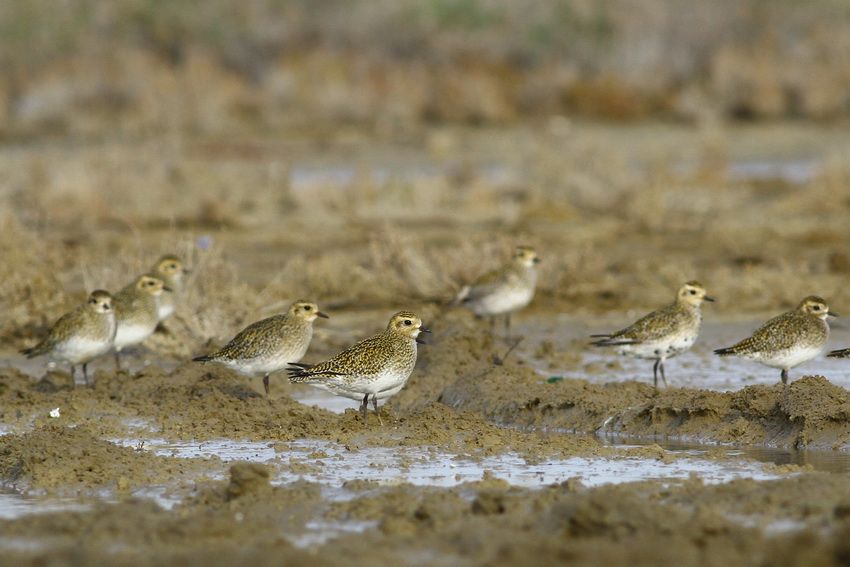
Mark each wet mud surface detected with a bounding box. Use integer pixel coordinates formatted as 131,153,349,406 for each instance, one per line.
4,311,850,565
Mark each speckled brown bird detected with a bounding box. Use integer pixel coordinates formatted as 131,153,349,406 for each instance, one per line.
21,290,117,385
715,295,834,385
288,311,429,424
457,246,539,338
149,254,189,321
112,274,170,369
591,281,714,388
193,300,327,396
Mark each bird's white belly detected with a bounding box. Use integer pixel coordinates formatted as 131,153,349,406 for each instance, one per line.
619,333,697,360
475,287,533,316
333,368,410,397
114,324,155,350
749,345,823,370
226,348,304,376
329,384,405,402
55,338,112,364
316,378,407,402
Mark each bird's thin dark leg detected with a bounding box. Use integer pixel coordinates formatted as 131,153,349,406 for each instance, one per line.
83,363,89,386
652,359,660,389
114,351,122,372
781,369,788,386
371,395,383,426
659,361,668,388
360,394,369,422
263,374,270,397
70,365,76,386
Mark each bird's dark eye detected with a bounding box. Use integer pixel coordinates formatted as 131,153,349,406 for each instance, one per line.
304,306,311,311
689,290,697,295
404,320,412,326
813,305,821,310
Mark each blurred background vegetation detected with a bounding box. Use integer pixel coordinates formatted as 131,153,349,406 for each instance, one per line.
3,0,850,351
2,0,850,139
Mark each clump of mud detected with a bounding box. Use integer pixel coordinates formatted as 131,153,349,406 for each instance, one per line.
225,462,272,500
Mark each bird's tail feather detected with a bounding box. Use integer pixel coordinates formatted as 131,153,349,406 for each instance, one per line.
287,364,345,383
20,343,46,359
590,336,639,347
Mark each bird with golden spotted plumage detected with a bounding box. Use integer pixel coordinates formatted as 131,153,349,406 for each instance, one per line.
287,311,429,424
591,281,715,388
715,295,834,386
112,274,170,370
457,245,539,338
193,300,328,396
21,290,117,385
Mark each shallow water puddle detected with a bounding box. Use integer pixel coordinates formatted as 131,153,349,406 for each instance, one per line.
111,438,783,488
289,389,357,414
0,485,186,523
606,438,850,473
288,520,380,548
0,490,90,519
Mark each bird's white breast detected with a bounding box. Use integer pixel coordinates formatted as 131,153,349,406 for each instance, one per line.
474,286,534,316
114,323,155,350
55,337,113,364
618,332,698,361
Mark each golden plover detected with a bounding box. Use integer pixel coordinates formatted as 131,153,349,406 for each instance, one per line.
149,254,189,321
457,245,539,338
112,275,170,369
287,311,429,424
21,290,117,385
193,300,328,396
591,281,714,388
714,295,834,385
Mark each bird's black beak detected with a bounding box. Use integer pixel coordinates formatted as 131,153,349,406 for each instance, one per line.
317,311,330,319
533,257,541,264
183,269,192,275
420,326,432,333
704,296,716,302
828,311,838,318
163,286,174,292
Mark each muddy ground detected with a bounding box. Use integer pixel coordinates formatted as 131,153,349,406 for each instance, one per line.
3,122,850,565
2,313,850,565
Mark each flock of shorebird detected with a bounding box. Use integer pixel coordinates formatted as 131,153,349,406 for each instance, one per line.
19,246,850,422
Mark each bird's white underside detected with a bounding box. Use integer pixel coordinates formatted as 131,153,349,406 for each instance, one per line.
617,332,698,361
738,345,824,370
221,346,307,376
53,337,114,365
472,287,534,317
114,323,156,350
